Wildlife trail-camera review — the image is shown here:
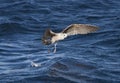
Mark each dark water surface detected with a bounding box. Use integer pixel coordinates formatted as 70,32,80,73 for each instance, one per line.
0,0,120,83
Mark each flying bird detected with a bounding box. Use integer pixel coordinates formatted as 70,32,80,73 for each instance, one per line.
42,24,99,53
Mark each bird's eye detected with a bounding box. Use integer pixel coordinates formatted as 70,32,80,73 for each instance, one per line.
63,34,67,37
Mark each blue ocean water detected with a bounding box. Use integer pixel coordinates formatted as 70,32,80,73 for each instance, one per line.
0,0,120,83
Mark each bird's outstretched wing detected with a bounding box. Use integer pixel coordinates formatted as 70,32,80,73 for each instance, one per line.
62,24,99,36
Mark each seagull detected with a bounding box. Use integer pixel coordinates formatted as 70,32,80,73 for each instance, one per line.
42,24,99,53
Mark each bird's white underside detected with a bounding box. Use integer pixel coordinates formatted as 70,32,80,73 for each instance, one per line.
51,33,67,43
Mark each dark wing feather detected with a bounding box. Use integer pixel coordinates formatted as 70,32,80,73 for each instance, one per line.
42,29,55,38
62,24,99,36
42,28,56,45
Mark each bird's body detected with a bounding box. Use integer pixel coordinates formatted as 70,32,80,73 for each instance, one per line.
51,33,67,43
42,24,99,53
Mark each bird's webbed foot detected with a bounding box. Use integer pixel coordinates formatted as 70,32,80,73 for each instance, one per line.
53,43,57,53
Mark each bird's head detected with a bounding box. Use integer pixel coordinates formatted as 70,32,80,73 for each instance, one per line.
57,33,67,40
63,33,67,38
